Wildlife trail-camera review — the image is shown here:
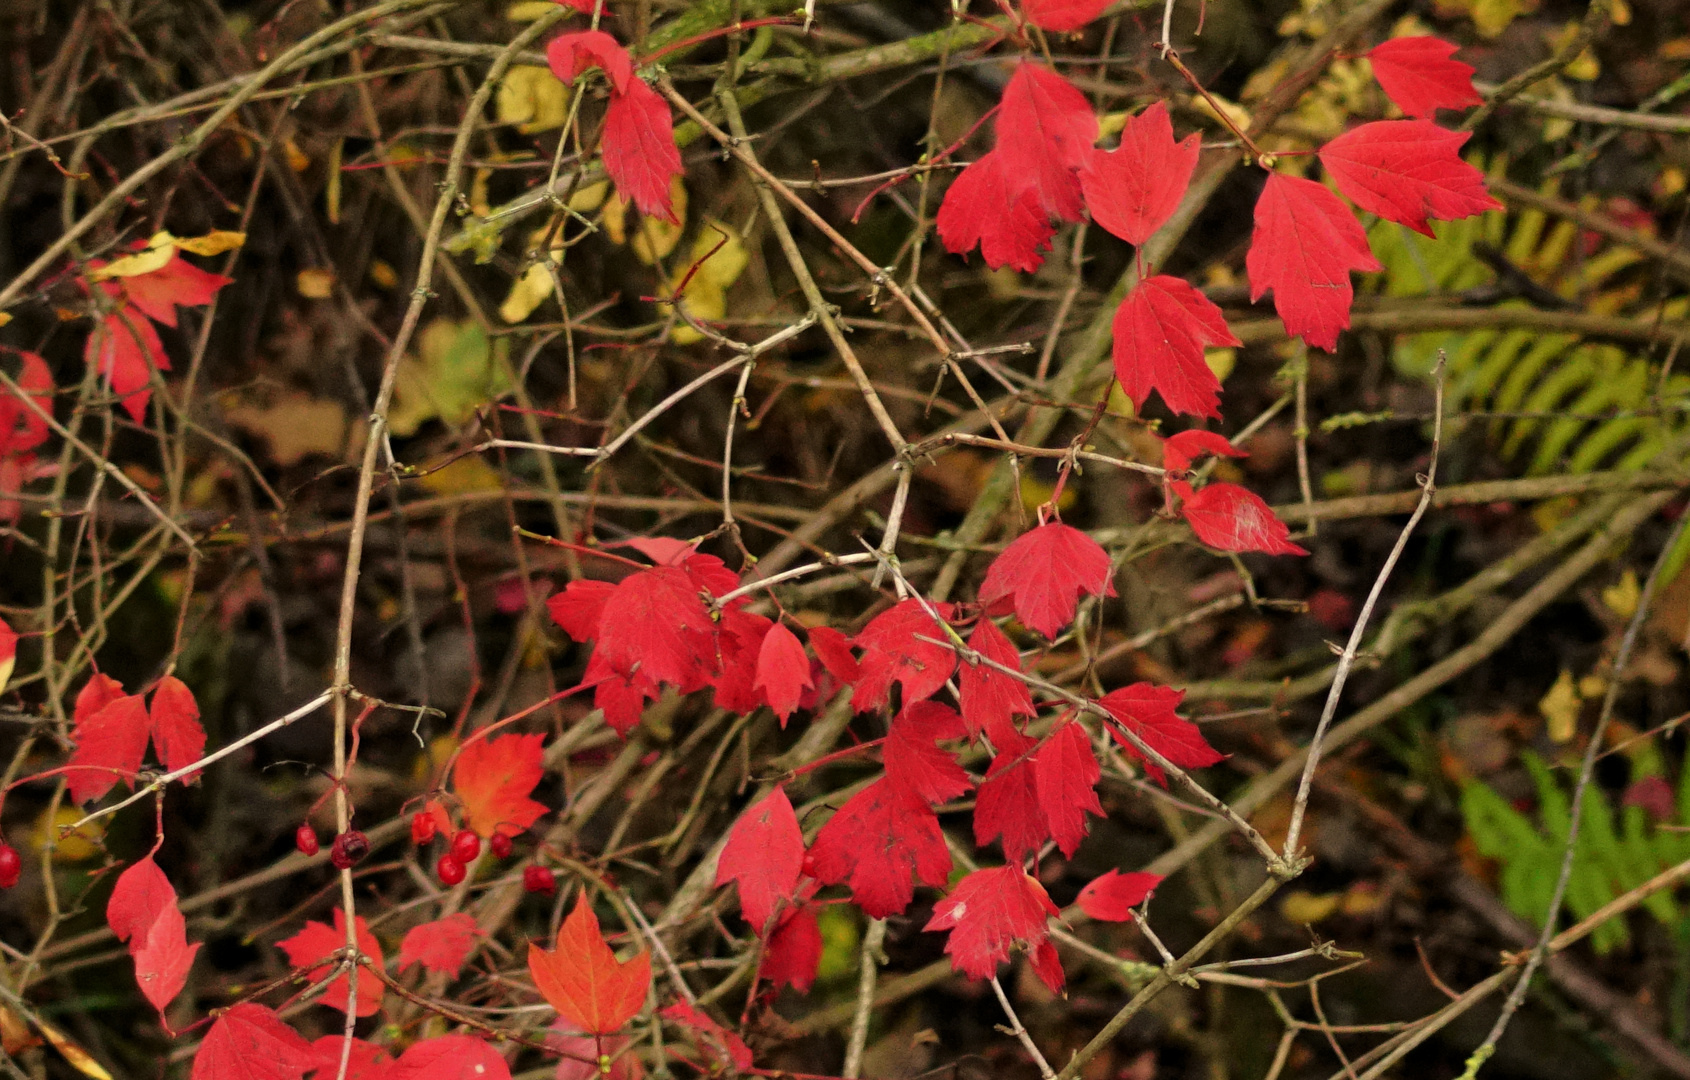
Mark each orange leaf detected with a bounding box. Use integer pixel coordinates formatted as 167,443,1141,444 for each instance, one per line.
528,897,650,1034
453,733,547,838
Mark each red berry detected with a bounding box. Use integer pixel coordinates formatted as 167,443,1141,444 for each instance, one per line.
295,824,320,857
0,844,20,889
411,812,437,846
436,854,466,886
330,829,369,870
489,833,513,859
523,864,556,896
450,829,481,864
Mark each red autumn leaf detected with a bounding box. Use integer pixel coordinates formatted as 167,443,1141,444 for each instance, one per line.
1033,719,1103,857
0,351,51,457
884,700,972,806
107,856,200,1021
1096,682,1222,785
0,617,14,691
116,253,232,326
936,152,1061,273
1161,429,1241,474
454,732,548,838
1246,172,1381,351
545,30,633,93
754,623,812,724
307,1036,391,1080
715,786,805,932
924,866,1059,985
996,63,1095,225
547,579,614,642
1110,275,1240,419
67,684,149,804
1021,0,1110,32
190,1004,316,1080
979,522,1115,640
549,1023,640,1080
850,599,956,713
601,79,683,223
1030,939,1065,993
1076,869,1164,921
1319,120,1500,236
808,625,860,687
277,910,385,1017
398,913,482,977
659,1002,753,1072
387,1035,512,1080
1080,102,1200,246
583,564,719,732
1366,36,1482,119
710,608,773,715
529,896,651,1035
957,618,1035,747
554,0,600,13
806,777,951,918
615,536,695,565
84,308,167,423
150,675,206,780
1173,479,1308,556
762,902,822,993
973,732,1047,863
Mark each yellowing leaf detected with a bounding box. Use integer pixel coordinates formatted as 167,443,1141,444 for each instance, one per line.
570,179,611,214
662,220,747,344
498,66,570,134
389,319,513,435
1206,347,1236,384
89,232,177,280
283,137,310,173
222,391,350,466
0,312,11,327
631,179,689,263
1433,0,1538,38
600,190,629,244
296,267,336,298
1279,890,1342,924
417,454,505,496
38,1020,111,1080
1539,669,1580,743
1602,570,1640,619
507,1,558,18
500,226,566,324
368,260,399,289
173,231,247,257
1546,22,1598,81
33,806,103,861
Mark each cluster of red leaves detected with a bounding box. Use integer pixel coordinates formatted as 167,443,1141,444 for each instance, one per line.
83,248,230,422
66,673,206,804
190,1004,515,1080
0,352,52,522
545,30,682,221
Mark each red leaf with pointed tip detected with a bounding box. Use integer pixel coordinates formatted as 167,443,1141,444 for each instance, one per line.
1030,938,1065,993
1161,430,1241,474
596,565,718,696
957,619,1035,746
973,735,1047,863
307,1036,391,1080
762,902,822,993
545,30,633,93
715,786,804,932
616,536,695,565
1076,869,1164,921
387,1036,511,1080
710,608,772,715
398,913,482,977
1174,480,1308,556
528,897,651,1035
149,675,205,781
1246,172,1381,351
67,689,149,804
0,352,52,457
681,551,740,599
923,866,1058,982
1111,275,1240,419
118,254,232,327
108,856,200,1020
190,1004,316,1080
1097,683,1221,785
806,777,951,918
1033,720,1103,857
85,309,167,422
602,78,683,222
454,732,548,838
936,151,1059,272
1367,37,1482,118
885,701,972,805
979,523,1115,640
546,579,614,642
850,599,956,713
278,910,385,1017
1021,0,1110,32
997,63,1095,224
808,625,860,686
588,669,652,737
1081,102,1199,246
1319,120,1500,236
753,623,812,724
660,1002,753,1072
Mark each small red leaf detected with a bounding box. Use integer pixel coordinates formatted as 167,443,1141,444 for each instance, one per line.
957,618,1035,746
1175,479,1308,556
979,523,1114,640
808,625,860,686
806,777,951,918
754,623,812,724
1033,720,1103,857
594,565,718,700
601,78,683,223
190,1004,315,1080
850,599,956,713
709,608,772,715
1246,172,1381,351
1319,120,1500,236
107,856,200,1021
398,913,482,977
67,689,149,804
84,309,167,422
923,866,1059,983
1076,869,1164,921
1161,430,1240,474
715,786,805,933
528,897,651,1035
936,151,1059,272
1097,683,1222,785
149,675,206,780
1366,37,1482,119
762,903,822,993
118,253,232,326
660,1002,753,1072
454,732,548,838
277,910,385,1017
546,579,614,641
387,1035,511,1080
996,63,1096,225
1021,0,1110,32
1111,275,1239,419
973,734,1047,863
885,701,972,805
545,30,633,93
307,1036,391,1080
1081,102,1199,246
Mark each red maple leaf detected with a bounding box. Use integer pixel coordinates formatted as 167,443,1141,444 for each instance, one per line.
1096,682,1222,785
660,1002,753,1072
979,522,1115,640
807,625,860,687
150,675,206,780
1319,120,1500,236
581,564,720,732
114,253,232,326
601,79,683,223
528,896,651,1035
1033,719,1103,857
1081,102,1199,246
398,913,482,977
66,678,148,804
1110,274,1240,419
1076,868,1164,921
762,901,822,993
0,352,52,521
850,599,956,713
709,608,772,715
545,30,634,93
190,1004,315,1080
107,856,200,1023
923,866,1061,990
307,1036,391,1080
973,731,1047,863
1246,172,1381,351
1173,479,1308,556
806,777,951,918
386,1035,511,1080
453,732,548,838
547,579,614,641
1161,429,1240,474
1020,0,1111,32
715,786,805,933
1366,36,1482,119
277,910,385,1017
884,701,972,804
754,622,812,725
997,63,1095,225
936,151,1060,272
957,618,1035,746
83,309,167,422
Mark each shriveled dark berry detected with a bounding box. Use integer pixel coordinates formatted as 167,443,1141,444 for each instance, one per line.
330,829,369,870
411,812,437,846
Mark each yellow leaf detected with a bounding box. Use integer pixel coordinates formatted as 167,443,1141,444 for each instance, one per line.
284,137,310,173
89,232,177,280
570,179,611,214
1206,347,1236,384
0,312,10,327
222,391,350,466
501,260,560,323
498,66,570,134
1279,890,1343,925
173,230,246,256
390,319,513,435
0,1006,39,1055
0,651,12,697
1602,570,1640,619
631,179,689,263
1539,669,1581,743
507,0,558,18
296,267,336,298
33,806,103,861
662,219,747,344
1546,22,1598,81
368,259,399,289
417,454,505,496
38,1020,111,1080
600,190,628,245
